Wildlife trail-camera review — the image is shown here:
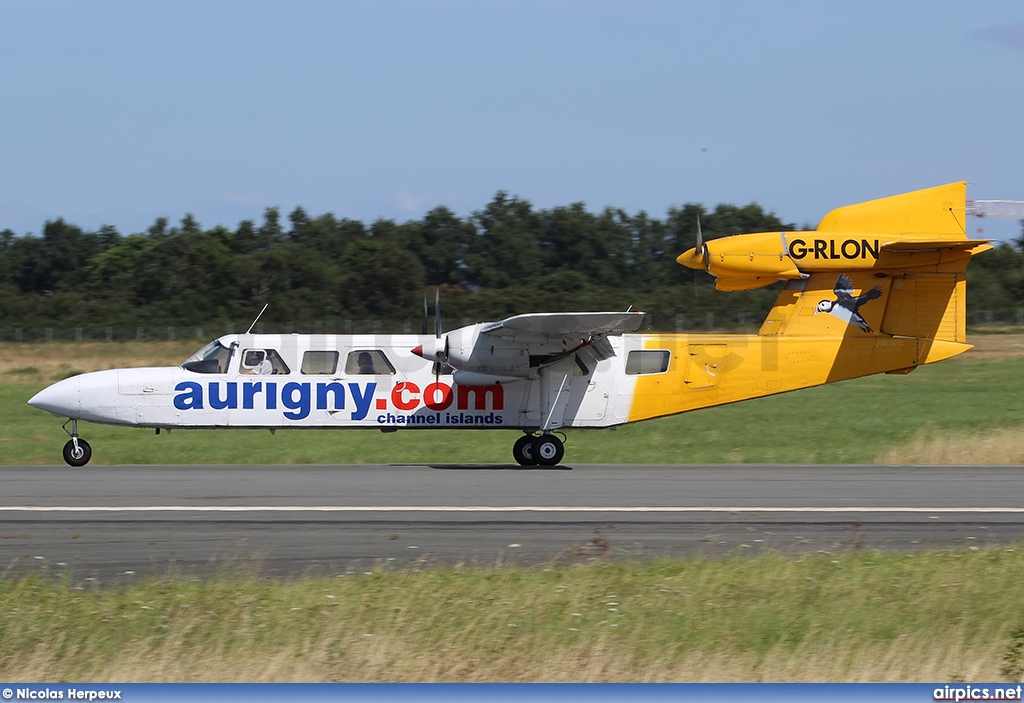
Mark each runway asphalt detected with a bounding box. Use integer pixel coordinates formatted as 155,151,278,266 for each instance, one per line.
2,463,1024,580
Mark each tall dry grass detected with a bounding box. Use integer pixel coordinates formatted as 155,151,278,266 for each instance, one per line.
3,551,1024,682
876,427,1024,465
0,341,199,385
0,634,1002,682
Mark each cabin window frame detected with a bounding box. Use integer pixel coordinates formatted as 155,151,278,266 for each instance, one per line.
301,350,340,375
344,349,397,375
624,349,671,375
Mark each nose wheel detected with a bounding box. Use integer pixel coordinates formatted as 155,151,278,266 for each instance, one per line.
512,433,564,467
60,419,92,467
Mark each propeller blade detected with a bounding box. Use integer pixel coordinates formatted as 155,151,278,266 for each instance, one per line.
675,215,708,270
422,295,429,335
434,288,442,339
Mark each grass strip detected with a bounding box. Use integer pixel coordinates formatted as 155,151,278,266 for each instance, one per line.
2,547,1024,681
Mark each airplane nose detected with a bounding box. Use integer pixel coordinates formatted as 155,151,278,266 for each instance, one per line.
27,376,81,417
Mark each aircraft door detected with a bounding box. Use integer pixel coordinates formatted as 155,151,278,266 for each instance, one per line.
685,344,727,391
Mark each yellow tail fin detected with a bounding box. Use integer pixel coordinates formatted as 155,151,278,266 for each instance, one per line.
753,183,991,345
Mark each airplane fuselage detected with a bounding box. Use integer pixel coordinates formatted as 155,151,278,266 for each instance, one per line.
30,333,638,432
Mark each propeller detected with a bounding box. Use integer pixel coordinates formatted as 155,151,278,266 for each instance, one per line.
676,215,708,270
435,287,441,340
412,288,449,369
433,288,442,381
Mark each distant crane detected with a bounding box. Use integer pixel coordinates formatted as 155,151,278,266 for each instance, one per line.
967,200,1024,218
965,200,1024,237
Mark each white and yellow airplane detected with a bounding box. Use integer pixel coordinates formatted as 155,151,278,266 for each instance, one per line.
28,182,990,467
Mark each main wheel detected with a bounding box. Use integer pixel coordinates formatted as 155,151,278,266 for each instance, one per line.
531,435,564,467
512,435,537,466
62,438,92,467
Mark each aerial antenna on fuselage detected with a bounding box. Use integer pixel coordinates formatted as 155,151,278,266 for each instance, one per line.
245,303,270,335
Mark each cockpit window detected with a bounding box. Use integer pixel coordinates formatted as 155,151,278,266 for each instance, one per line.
182,341,234,374
239,348,290,375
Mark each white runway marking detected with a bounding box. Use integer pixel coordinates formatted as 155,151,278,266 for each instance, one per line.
1,505,1024,513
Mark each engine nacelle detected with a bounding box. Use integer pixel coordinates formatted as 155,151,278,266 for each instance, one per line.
413,324,532,378
678,229,889,282
703,232,803,280
447,324,531,377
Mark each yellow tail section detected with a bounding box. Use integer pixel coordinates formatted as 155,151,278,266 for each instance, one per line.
815,181,968,236
759,182,991,346
627,183,992,424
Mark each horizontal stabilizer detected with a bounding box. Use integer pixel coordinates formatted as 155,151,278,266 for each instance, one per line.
881,239,993,253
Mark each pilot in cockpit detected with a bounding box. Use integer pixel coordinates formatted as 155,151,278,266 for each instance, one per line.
240,349,274,375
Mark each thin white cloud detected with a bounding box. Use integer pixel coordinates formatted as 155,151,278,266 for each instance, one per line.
973,22,1024,52
396,192,430,213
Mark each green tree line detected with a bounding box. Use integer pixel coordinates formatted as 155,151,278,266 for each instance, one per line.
1,193,1021,331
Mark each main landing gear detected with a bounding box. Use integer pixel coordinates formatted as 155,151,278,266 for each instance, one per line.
512,432,565,467
60,418,92,467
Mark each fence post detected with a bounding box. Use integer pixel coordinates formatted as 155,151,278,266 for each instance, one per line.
14,328,22,343
106,327,113,343
168,326,175,341
45,328,53,343
705,312,714,330
675,314,684,332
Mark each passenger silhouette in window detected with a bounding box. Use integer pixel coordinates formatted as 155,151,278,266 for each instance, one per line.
357,351,376,375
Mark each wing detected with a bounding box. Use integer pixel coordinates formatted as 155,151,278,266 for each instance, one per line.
480,311,645,360
481,311,645,339
833,274,855,302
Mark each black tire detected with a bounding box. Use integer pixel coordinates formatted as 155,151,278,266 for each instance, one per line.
62,438,92,467
531,435,564,467
512,435,537,466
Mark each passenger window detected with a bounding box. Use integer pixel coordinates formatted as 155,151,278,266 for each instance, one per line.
625,350,670,375
301,350,339,375
345,350,396,375
239,348,290,375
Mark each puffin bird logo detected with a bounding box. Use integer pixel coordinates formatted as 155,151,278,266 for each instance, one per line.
815,274,883,333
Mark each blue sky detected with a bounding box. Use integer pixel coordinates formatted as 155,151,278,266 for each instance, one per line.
1,0,1022,240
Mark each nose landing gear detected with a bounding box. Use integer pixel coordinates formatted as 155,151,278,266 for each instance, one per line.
512,432,565,467
61,419,92,467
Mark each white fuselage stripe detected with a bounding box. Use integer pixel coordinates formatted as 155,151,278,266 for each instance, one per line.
0,505,1023,513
